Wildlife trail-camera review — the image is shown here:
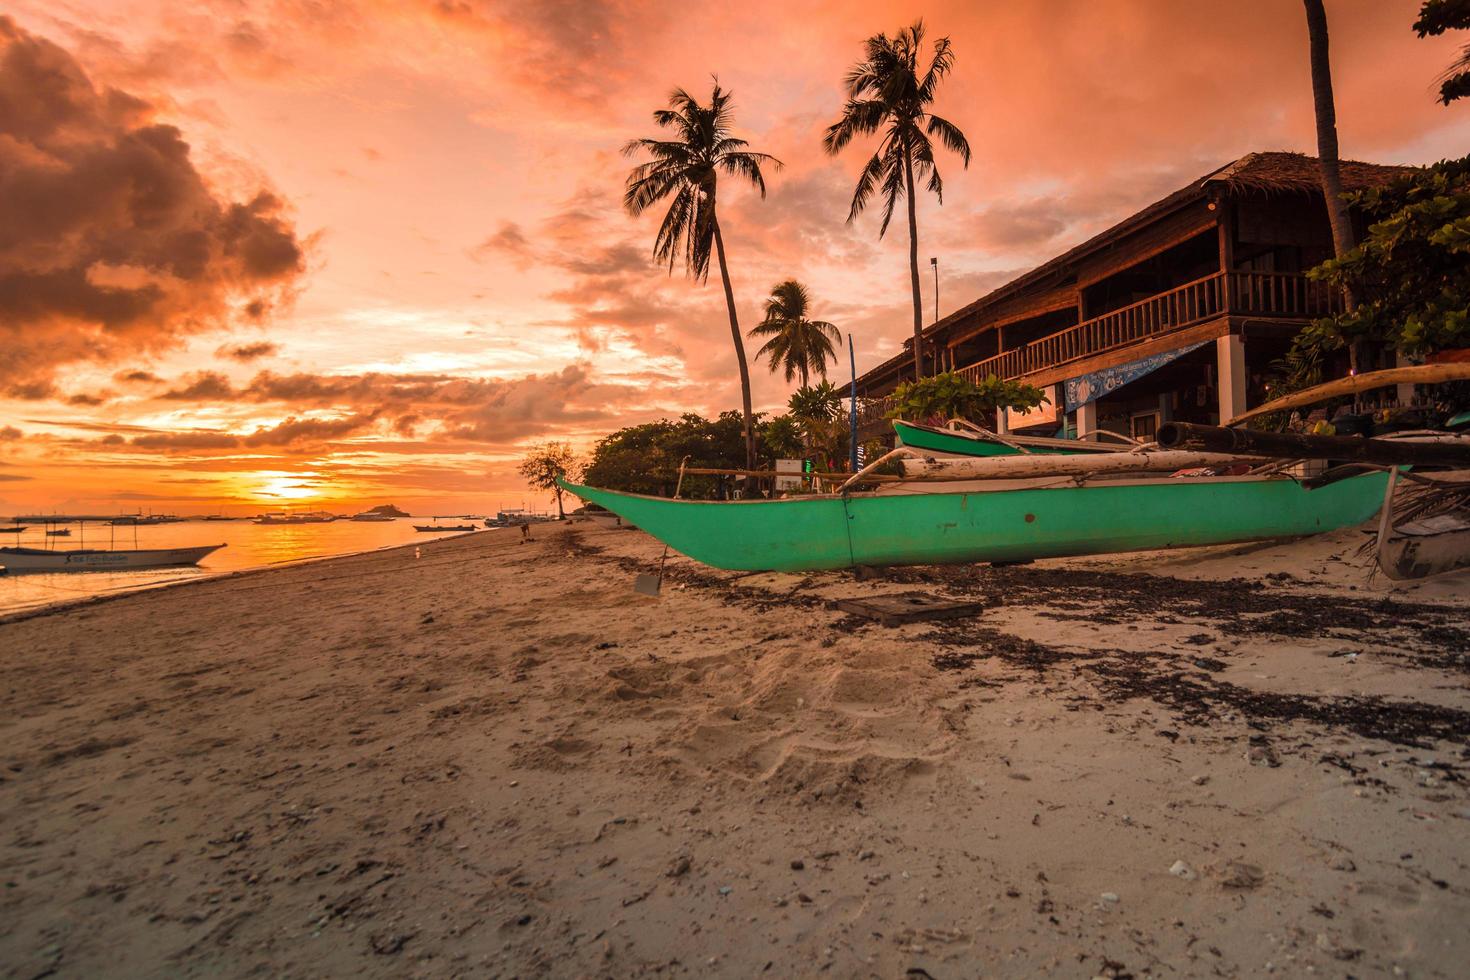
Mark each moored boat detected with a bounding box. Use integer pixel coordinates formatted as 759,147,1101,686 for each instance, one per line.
1376,514,1470,580
559,471,1390,572
414,524,476,532
892,419,1127,457
254,511,337,525
0,543,225,572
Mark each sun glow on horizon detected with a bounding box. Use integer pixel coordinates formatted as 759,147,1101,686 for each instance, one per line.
255,473,326,501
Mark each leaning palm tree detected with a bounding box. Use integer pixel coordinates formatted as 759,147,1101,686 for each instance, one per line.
623,83,780,470
1302,0,1357,281
749,280,841,386
825,20,970,380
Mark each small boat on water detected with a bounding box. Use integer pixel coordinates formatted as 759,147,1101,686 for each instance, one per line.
0,543,225,573
254,511,337,525
893,419,1129,458
350,512,396,522
45,529,71,537
559,470,1391,572
0,526,25,535
203,515,238,521
414,523,476,533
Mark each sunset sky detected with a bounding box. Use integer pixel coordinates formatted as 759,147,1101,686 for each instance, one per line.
1,1,1466,515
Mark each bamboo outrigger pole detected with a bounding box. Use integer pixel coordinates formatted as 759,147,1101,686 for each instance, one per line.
1157,422,1470,467
896,449,1266,482
1225,363,1470,426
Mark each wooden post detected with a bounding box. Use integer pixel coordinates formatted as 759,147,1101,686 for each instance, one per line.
1216,199,1235,312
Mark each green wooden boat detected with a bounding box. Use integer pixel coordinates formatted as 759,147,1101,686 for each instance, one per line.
560,470,1390,572
892,419,1122,457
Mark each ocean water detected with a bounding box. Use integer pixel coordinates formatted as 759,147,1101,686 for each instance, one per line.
0,518,487,616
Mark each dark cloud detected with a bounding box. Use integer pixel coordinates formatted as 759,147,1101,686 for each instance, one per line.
4,380,58,400
241,412,378,447
160,371,235,400
114,369,160,383
66,392,109,406
0,17,306,390
217,340,280,362
0,473,32,481
471,221,532,263
129,430,240,450
0,425,21,439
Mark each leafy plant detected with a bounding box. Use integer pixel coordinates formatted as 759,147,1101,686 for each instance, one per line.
1414,1,1470,105
1283,155,1470,384
761,414,805,459
885,371,1046,424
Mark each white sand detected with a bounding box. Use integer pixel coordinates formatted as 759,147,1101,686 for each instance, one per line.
1,522,1467,977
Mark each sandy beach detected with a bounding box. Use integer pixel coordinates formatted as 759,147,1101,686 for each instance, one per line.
2,522,1468,978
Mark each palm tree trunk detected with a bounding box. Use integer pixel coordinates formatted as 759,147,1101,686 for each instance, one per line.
1303,0,1357,306
903,147,925,379
711,214,757,470
554,487,564,520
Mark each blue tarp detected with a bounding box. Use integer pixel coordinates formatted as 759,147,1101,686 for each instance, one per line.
1064,341,1210,409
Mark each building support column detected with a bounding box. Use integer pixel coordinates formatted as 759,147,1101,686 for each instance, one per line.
1216,333,1247,423
995,407,1010,434
1395,351,1415,407
1075,401,1098,438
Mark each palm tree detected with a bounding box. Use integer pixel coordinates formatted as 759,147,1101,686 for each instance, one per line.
749,280,841,386
825,20,970,380
1413,1,1470,105
623,83,780,470
1302,1,1357,284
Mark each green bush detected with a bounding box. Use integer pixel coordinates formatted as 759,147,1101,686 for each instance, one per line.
886,371,1047,424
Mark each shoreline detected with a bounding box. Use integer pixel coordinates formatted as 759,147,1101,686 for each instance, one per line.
1,520,1466,977
0,528,499,627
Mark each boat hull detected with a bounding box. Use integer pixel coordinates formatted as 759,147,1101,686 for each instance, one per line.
0,544,225,572
892,420,1115,457
1377,515,1470,581
560,473,1390,572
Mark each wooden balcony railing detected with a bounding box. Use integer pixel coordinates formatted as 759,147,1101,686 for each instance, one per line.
852,396,894,433
956,271,1339,384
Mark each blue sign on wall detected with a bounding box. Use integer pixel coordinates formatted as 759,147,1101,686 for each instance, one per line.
1064,341,1210,409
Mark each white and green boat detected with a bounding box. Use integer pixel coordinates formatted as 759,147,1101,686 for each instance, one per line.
561,469,1389,572
892,419,1127,457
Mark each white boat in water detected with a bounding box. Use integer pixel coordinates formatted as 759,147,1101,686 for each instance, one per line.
254,511,337,525
0,543,225,572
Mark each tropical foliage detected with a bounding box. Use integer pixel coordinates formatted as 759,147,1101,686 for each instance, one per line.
1287,155,1470,375
786,382,846,466
749,280,840,385
517,442,580,519
1415,0,1470,105
622,83,780,469
825,20,970,379
582,412,762,499
886,372,1047,425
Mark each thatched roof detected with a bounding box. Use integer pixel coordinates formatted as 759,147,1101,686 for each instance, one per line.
1205,151,1409,195
856,152,1416,390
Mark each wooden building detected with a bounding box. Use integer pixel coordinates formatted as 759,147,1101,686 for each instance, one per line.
853,152,1414,443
